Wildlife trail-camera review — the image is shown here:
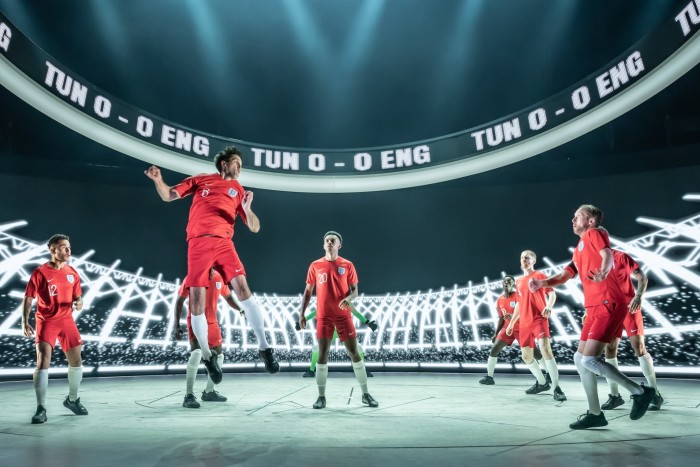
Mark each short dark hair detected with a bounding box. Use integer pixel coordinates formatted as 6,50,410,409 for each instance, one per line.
503,275,515,282
578,204,604,227
324,230,343,244
215,146,242,172
47,234,69,249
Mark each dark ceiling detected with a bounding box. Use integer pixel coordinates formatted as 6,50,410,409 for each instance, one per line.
1,1,700,293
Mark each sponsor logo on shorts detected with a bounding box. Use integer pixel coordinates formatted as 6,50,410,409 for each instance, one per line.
228,188,238,197
338,267,346,275
578,241,584,251
66,274,75,283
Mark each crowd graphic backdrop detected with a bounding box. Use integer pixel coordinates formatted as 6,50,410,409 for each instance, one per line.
1,194,699,378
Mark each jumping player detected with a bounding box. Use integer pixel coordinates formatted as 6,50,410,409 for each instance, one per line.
21,234,88,424
299,231,379,409
145,146,279,384
174,268,243,408
529,204,656,429
506,251,566,402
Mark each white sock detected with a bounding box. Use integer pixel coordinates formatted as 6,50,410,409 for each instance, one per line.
205,353,224,392
190,314,212,359
526,359,545,385
186,349,202,394
240,297,270,351
316,363,328,397
352,360,369,394
544,359,560,387
33,369,48,407
639,353,658,392
536,358,547,373
487,356,498,377
582,355,643,396
575,351,601,415
605,357,619,396
67,365,83,402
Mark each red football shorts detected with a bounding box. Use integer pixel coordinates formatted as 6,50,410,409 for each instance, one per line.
186,236,245,287
617,309,645,338
518,320,550,348
316,313,357,343
35,318,82,351
496,326,518,346
581,302,626,343
187,314,223,348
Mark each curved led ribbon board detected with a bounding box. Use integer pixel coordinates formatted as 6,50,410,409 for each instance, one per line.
1,5,700,192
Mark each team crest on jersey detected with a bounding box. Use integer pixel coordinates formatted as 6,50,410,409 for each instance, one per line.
577,241,584,251
338,267,346,275
215,281,222,290
66,274,75,283
228,188,238,197
510,301,516,308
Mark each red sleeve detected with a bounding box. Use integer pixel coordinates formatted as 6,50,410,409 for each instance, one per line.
347,262,358,285
620,253,639,274
72,268,82,298
588,228,611,253
172,175,198,198
25,269,40,298
306,263,316,285
496,298,504,317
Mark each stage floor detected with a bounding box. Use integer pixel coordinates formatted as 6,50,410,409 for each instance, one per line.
0,372,698,467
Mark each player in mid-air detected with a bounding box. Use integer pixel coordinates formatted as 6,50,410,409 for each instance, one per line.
145,146,279,385
299,231,379,409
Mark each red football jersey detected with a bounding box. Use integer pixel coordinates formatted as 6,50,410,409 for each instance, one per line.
516,270,551,327
496,293,518,325
173,174,248,240
179,270,230,322
307,256,358,318
565,228,626,307
612,250,640,301
25,263,82,321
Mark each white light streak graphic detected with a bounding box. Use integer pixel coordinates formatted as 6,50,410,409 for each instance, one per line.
1,195,699,373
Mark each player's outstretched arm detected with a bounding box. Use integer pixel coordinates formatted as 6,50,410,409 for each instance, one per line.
530,269,574,292
241,191,260,233
144,165,181,202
